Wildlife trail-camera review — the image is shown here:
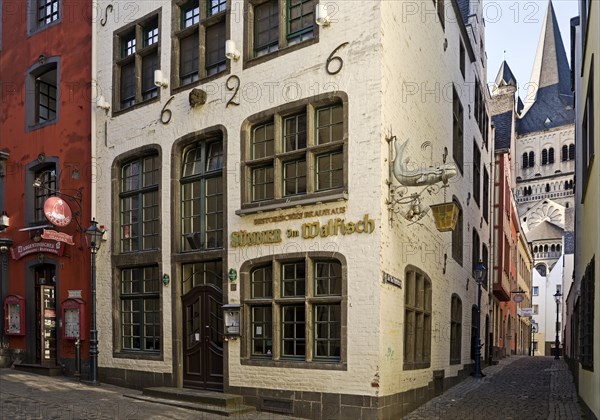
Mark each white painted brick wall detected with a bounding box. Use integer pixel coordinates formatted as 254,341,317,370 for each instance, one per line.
94,0,494,396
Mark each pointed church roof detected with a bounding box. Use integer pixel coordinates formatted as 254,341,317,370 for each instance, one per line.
518,0,574,135
494,60,517,90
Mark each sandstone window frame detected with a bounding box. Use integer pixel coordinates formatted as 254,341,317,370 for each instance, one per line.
240,253,347,370
238,93,348,215
119,266,162,353
180,137,224,252
450,294,462,365
113,10,162,114
118,153,160,254
243,0,319,68
580,256,594,371
451,197,463,266
473,139,481,207
452,85,464,173
171,0,230,92
404,266,432,370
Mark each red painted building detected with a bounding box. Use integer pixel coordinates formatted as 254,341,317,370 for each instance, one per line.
0,0,92,373
490,61,520,359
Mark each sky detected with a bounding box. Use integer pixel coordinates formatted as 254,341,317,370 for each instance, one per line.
484,0,579,98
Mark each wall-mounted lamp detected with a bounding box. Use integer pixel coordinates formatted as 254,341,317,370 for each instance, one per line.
0,211,9,231
96,96,110,111
315,3,331,26
225,40,240,61
154,70,169,88
162,273,170,286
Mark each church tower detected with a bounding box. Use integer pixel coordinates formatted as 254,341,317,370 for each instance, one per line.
513,0,575,356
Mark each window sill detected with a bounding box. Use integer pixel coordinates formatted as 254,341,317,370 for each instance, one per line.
27,119,58,132
111,96,160,118
243,37,318,71
170,68,230,96
113,351,163,361
236,190,347,216
241,357,346,371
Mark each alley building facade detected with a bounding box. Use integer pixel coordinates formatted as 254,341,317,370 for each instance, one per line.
571,0,599,418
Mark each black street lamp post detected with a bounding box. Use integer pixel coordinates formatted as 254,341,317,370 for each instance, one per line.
554,290,562,360
85,218,105,385
473,260,487,378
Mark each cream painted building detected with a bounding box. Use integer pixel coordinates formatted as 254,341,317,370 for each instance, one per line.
93,0,492,418
572,0,599,418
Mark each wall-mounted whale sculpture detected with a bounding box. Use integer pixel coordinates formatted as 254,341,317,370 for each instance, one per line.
391,138,457,187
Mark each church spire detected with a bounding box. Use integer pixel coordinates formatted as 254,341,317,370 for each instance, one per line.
493,60,518,95
518,0,574,134
525,0,572,105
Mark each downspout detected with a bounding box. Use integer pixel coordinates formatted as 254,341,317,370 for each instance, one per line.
91,4,98,218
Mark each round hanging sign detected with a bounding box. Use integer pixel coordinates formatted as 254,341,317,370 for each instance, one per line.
513,293,524,303
44,197,72,227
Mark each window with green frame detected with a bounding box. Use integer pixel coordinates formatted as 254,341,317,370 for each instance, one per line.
180,139,224,251
249,0,316,58
245,258,342,362
120,266,161,352
120,155,159,253
244,101,345,204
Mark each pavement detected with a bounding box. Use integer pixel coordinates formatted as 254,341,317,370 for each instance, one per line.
403,356,583,420
0,369,297,420
0,356,584,419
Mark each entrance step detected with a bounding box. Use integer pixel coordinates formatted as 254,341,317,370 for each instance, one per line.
13,363,62,377
124,387,256,417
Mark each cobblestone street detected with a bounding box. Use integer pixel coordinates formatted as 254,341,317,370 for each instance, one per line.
0,369,295,420
404,356,582,420
0,356,584,419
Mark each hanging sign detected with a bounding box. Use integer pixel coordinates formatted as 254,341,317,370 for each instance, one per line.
41,229,75,245
43,197,72,227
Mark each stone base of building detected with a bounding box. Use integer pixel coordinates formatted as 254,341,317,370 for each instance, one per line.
579,396,599,420
99,367,174,390
227,365,473,419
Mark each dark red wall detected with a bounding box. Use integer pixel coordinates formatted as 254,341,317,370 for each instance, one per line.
0,0,92,367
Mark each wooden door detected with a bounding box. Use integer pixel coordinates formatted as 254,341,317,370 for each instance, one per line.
182,285,223,391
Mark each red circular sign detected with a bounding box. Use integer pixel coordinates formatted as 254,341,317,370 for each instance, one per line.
44,197,72,227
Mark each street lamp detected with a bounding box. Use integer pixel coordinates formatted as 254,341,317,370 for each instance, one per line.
85,218,105,385
473,260,487,378
554,290,562,360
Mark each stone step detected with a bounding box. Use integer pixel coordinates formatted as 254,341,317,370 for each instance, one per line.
125,391,256,417
142,387,245,407
13,363,62,377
